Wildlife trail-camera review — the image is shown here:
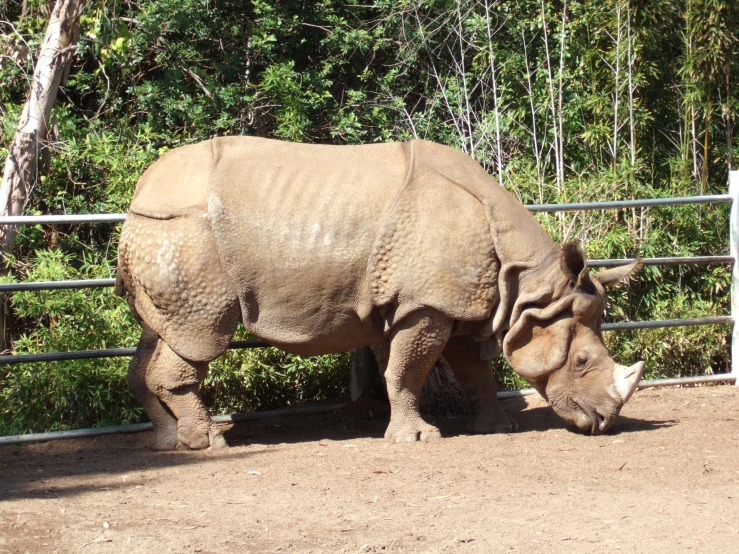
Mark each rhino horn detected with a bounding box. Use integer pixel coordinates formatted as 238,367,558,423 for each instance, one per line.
612,361,645,404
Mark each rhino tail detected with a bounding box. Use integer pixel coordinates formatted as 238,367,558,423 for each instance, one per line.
114,270,126,297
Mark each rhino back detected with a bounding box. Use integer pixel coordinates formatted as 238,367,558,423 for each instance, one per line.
414,140,557,265
129,141,214,218
207,137,409,353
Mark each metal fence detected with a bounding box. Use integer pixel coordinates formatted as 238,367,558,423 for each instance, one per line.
0,171,737,443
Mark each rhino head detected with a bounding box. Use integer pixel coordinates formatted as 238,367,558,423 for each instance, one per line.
502,243,644,435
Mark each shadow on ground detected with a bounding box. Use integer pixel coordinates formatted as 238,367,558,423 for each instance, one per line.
0,394,671,502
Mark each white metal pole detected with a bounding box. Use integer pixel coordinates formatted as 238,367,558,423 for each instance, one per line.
730,170,739,385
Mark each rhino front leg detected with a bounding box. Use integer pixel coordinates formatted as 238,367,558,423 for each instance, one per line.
442,336,516,434
381,308,453,443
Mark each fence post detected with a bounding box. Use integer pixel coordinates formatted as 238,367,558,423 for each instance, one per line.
349,346,380,401
730,170,739,385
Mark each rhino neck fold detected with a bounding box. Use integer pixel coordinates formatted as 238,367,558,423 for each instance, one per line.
516,250,569,301
471,194,564,347
496,249,567,337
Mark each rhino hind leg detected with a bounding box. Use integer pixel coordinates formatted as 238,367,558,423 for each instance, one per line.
130,323,225,451
129,325,179,451
380,308,454,443
442,336,516,434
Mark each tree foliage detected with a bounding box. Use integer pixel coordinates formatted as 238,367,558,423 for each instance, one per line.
1,0,737,433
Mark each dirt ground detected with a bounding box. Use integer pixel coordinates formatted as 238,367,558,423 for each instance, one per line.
1,386,738,554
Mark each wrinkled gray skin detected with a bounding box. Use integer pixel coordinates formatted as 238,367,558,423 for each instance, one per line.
116,137,644,450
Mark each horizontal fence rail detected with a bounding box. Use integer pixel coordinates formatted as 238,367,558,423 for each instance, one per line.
0,317,730,366
0,317,731,366
0,213,127,225
527,194,733,212
2,256,734,293
0,187,736,444
1,374,736,446
0,340,268,365
0,403,346,446
0,193,735,361
0,194,732,227
588,255,734,267
601,316,734,331
0,278,117,292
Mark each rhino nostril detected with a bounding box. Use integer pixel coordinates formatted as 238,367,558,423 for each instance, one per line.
597,413,607,432
594,409,613,433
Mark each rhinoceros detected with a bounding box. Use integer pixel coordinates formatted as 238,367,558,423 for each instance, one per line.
116,137,644,450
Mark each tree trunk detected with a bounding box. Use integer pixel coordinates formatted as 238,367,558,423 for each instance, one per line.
0,0,84,255
0,0,85,352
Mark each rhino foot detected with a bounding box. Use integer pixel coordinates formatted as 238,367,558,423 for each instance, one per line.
173,423,229,450
385,419,442,443
175,420,219,450
149,425,224,451
466,410,518,435
149,432,179,451
209,430,229,449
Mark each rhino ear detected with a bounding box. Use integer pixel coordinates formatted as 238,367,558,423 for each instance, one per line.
561,242,592,291
592,258,643,287
503,295,575,381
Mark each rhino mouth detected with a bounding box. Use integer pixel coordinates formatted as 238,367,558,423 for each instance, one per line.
592,409,616,435
571,400,618,435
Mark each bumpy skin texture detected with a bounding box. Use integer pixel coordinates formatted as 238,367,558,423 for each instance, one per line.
118,137,643,450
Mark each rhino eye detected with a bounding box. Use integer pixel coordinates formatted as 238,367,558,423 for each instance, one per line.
574,352,589,368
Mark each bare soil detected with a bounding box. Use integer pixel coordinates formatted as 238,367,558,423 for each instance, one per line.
1,386,738,554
